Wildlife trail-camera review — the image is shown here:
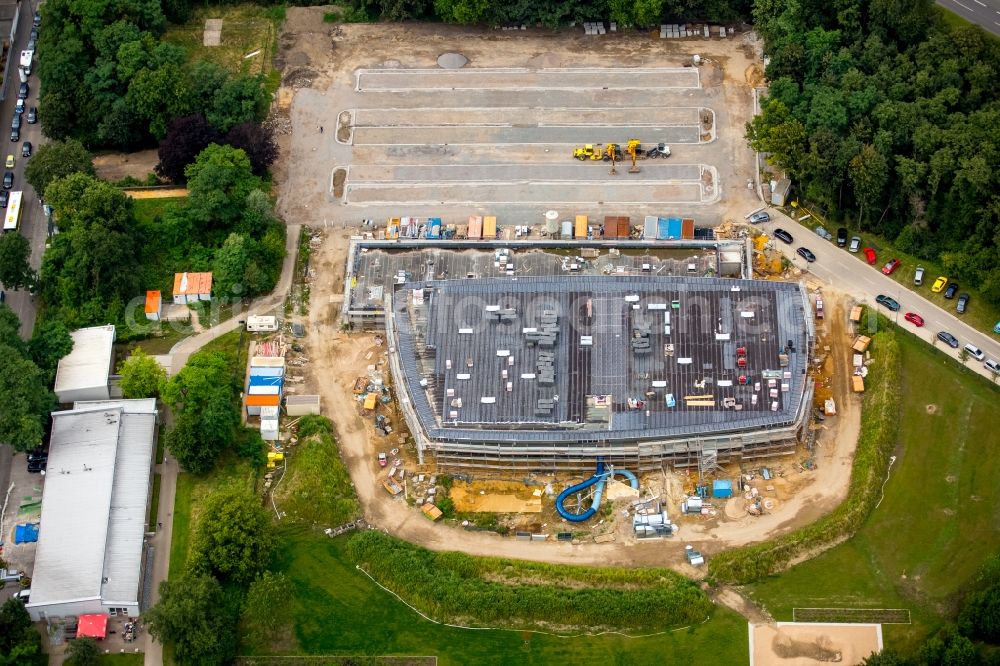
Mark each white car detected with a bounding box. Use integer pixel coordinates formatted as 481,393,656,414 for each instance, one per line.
848,236,862,253
749,211,770,224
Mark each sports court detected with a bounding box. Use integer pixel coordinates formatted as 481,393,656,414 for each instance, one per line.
749,622,883,666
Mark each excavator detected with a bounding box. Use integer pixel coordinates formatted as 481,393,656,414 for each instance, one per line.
603,143,624,162
625,139,642,173
573,144,605,161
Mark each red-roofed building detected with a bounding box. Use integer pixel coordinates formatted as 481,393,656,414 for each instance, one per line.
144,290,161,321
172,272,213,305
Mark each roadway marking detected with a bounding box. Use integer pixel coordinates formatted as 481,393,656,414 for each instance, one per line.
951,0,974,10
974,0,986,6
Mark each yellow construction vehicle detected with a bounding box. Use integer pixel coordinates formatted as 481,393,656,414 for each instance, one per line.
573,144,604,161
603,143,624,162
626,139,642,173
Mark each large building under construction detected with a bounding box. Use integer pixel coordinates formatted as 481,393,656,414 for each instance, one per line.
387,274,815,472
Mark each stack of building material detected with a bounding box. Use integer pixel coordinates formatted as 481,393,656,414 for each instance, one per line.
245,355,286,438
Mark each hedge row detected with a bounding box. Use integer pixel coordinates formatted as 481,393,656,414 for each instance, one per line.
708,329,902,584
348,530,712,631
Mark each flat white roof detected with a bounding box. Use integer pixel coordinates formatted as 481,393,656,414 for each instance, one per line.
28,400,156,612
53,325,116,397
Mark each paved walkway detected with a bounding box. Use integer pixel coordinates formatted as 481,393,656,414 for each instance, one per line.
143,225,300,665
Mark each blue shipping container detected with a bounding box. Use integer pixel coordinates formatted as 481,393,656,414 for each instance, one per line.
657,217,671,239
249,375,284,387
667,218,683,239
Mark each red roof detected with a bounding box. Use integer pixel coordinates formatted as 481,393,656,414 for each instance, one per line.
172,272,213,297
245,394,280,407
77,614,108,639
144,290,161,314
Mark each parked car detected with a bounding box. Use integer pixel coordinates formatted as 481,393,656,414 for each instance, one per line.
914,266,925,286
837,228,848,247
985,358,1000,374
27,107,37,124
849,236,862,253
797,247,816,262
956,293,970,314
14,99,23,114
863,247,877,264
18,82,28,99
944,283,959,299
27,447,47,462
815,226,833,241
749,211,770,224
13,589,30,603
27,459,46,473
773,228,793,244
904,312,924,327
377,452,387,467
0,191,8,208
937,331,960,348
33,11,41,27
876,294,900,311
10,128,19,142
3,172,13,189
0,568,21,583
11,115,21,131
881,258,901,275
21,142,32,158
964,344,985,361
4,154,13,169
932,276,948,293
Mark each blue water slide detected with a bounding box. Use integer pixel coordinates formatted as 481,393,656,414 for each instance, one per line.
555,463,640,522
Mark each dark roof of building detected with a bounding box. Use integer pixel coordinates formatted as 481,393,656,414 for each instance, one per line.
392,275,811,445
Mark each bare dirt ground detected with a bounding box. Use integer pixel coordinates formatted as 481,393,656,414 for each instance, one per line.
273,8,765,227
93,149,160,181
751,623,882,666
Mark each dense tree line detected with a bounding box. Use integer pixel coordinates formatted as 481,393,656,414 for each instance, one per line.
37,0,269,150
344,0,749,26
0,306,68,451
749,0,1000,305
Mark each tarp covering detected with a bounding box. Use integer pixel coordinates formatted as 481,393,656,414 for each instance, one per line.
78,614,108,638
15,523,39,543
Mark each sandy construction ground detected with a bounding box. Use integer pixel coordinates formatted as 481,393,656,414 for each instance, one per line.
751,623,882,666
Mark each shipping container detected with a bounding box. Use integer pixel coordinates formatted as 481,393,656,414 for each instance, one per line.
426,217,442,239
386,218,400,239
285,395,321,416
260,419,279,441
245,393,280,416
249,366,284,378
603,216,619,238
246,315,278,332
617,217,631,238
483,215,497,238
467,216,483,239
682,218,695,239
561,220,573,238
248,384,281,395
574,215,588,239
249,375,284,387
250,356,285,368
657,217,670,239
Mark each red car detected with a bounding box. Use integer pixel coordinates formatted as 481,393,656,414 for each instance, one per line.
904,312,924,327
881,258,901,275
377,452,387,467
864,248,877,265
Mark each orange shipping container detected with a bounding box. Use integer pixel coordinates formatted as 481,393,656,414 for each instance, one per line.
574,215,588,239
681,218,695,239
603,216,619,238
483,216,497,238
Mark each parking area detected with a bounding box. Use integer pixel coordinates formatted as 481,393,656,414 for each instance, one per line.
276,14,764,226
1,450,42,595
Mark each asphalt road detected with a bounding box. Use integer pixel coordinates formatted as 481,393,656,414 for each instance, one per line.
1,4,45,338
758,212,1000,380
938,0,1000,36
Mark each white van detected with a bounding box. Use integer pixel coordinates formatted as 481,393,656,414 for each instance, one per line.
985,358,1000,374
963,344,985,362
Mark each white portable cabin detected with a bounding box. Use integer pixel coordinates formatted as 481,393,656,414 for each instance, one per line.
285,395,320,416
260,419,279,441
246,315,279,332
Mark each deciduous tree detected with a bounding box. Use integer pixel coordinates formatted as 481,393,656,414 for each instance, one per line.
189,487,276,585
144,573,237,666
23,139,95,199
155,114,221,183
184,144,262,231
117,348,167,398
224,122,278,177
0,596,43,664
0,233,35,291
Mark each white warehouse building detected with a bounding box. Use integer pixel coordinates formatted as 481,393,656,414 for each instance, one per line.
53,325,116,403
26,399,158,621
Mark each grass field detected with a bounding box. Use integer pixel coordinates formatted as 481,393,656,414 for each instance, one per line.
746,330,1000,653
255,525,750,666
164,5,284,78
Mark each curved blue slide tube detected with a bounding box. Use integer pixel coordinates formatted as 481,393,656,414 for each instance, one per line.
555,462,639,522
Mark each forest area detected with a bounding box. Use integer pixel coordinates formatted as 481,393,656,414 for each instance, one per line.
747,0,1000,306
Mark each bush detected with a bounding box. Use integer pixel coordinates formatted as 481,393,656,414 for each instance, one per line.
709,327,902,583
348,530,712,631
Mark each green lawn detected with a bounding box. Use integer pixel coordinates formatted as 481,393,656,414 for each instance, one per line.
258,525,749,666
132,198,186,226
164,5,283,77
147,473,162,531
789,210,1000,338
746,331,1000,654
96,654,144,665
168,455,258,578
